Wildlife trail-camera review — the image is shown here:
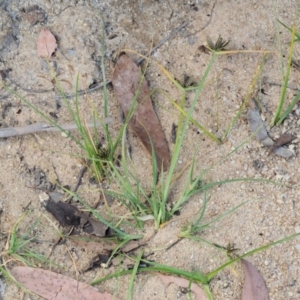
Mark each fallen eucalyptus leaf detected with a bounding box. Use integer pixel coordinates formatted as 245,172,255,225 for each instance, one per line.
242,259,269,300
269,133,296,155
36,28,57,58
112,54,170,171
44,199,80,227
157,273,207,300
69,237,115,253
10,266,119,300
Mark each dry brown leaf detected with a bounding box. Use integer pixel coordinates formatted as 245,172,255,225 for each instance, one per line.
112,54,170,171
10,266,119,300
69,237,115,254
75,211,109,237
45,199,81,227
242,259,269,300
269,132,296,155
82,217,109,237
157,273,207,300
248,99,294,158
70,237,143,254
36,28,57,58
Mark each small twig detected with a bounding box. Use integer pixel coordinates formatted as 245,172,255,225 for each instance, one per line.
165,238,182,251
266,81,300,91
0,118,113,139
56,21,189,99
136,21,189,65
66,166,87,203
186,0,217,37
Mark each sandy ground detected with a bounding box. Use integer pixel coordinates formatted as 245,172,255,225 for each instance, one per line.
1,0,300,299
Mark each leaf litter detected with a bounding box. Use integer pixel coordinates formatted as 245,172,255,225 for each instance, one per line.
36,28,57,58
241,259,269,300
43,198,110,237
248,98,295,158
10,266,119,300
112,53,170,171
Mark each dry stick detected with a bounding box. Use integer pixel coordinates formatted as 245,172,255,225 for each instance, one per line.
0,118,113,138
185,0,217,37
66,166,87,203
56,21,189,99
266,82,300,91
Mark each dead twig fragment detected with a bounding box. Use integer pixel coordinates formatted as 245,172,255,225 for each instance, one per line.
0,118,113,138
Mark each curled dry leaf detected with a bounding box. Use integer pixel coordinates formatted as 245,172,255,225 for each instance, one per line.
157,273,207,300
269,133,296,155
241,259,269,300
43,199,109,236
10,266,119,300
112,54,170,171
45,199,81,227
36,28,57,58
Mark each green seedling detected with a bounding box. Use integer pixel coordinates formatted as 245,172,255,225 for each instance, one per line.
0,211,56,291
277,20,300,42
207,35,230,52
0,211,52,268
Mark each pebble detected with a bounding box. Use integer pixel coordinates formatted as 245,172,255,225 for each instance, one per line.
264,260,270,266
288,278,296,286
39,192,49,203
61,131,69,138
295,244,300,252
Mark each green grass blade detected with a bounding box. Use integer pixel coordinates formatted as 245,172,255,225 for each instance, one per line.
271,25,296,125
277,89,300,124
162,55,217,219
277,20,300,41
126,251,143,300
207,232,300,280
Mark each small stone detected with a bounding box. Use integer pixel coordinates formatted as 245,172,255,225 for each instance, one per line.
61,131,69,138
295,244,300,252
264,260,270,266
39,192,49,203
288,278,296,286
